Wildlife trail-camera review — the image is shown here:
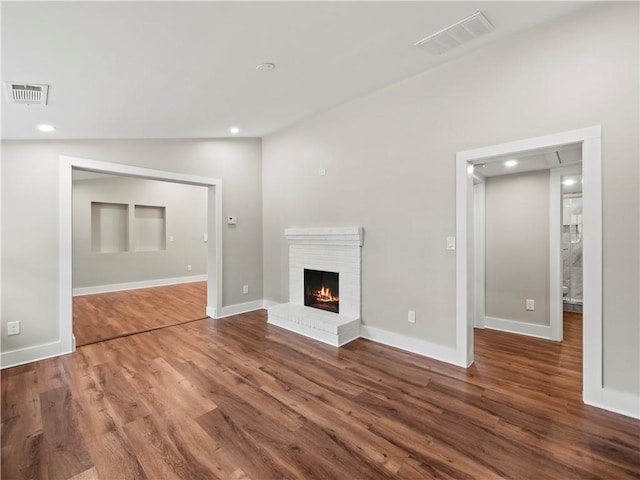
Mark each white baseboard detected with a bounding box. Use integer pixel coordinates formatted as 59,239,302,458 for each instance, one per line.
208,299,274,319
218,300,267,318
360,325,459,366
1,340,72,370
484,316,552,340
262,299,280,309
585,386,640,419
73,275,208,296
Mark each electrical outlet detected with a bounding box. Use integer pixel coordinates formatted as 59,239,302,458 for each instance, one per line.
526,299,535,311
7,321,20,336
243,285,249,294
408,310,416,323
187,265,192,272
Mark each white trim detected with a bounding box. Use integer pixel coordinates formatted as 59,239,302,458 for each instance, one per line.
73,275,208,296
580,133,603,407
549,166,582,341
1,341,69,369
473,182,485,328
456,126,606,411
585,388,640,420
218,300,267,318
484,316,552,339
455,141,475,367
360,325,461,366
284,227,363,246
262,299,279,309
60,156,223,365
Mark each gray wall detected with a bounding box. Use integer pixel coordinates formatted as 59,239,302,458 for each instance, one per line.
262,3,639,394
1,138,263,352
485,171,549,325
73,176,207,289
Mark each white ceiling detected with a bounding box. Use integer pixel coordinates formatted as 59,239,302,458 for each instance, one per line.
472,143,583,193
2,1,591,140
474,143,582,177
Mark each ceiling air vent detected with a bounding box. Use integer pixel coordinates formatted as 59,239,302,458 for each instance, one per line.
4,82,49,105
414,11,494,55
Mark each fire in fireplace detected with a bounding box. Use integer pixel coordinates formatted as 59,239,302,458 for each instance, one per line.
304,269,339,313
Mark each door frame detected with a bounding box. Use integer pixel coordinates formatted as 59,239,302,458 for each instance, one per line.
455,126,602,407
59,155,223,353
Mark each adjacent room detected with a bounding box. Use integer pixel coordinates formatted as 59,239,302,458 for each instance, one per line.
1,2,638,479
72,171,209,345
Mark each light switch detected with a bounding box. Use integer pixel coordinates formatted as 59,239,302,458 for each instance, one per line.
446,236,456,251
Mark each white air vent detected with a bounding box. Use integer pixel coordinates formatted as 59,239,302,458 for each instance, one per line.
4,82,49,105
415,12,494,55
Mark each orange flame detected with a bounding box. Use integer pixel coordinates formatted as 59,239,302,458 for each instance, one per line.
313,285,339,303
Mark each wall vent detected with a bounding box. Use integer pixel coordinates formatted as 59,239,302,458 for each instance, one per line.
4,82,49,105
414,11,494,55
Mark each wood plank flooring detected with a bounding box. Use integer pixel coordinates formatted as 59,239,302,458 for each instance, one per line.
2,310,639,479
72,281,207,346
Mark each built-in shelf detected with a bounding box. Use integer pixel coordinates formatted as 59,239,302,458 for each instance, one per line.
134,205,166,252
91,202,129,253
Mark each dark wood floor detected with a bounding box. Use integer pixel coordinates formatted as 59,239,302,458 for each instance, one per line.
73,281,207,346
2,310,639,479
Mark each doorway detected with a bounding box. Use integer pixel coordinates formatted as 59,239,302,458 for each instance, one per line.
71,170,210,345
59,155,223,352
455,126,603,406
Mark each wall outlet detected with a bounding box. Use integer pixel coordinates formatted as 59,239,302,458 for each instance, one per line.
243,285,249,294
526,299,535,311
408,310,416,323
318,168,326,176
187,265,192,272
7,321,20,336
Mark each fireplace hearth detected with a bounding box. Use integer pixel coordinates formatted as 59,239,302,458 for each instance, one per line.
267,226,363,347
304,269,339,313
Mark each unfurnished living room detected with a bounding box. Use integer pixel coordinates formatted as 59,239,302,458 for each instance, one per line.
1,1,639,479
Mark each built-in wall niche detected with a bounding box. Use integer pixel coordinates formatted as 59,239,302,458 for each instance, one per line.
91,202,129,253
134,205,166,252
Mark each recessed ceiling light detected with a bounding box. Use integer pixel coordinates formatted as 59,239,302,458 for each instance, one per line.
563,178,576,186
256,62,275,72
504,159,518,167
229,126,240,134
37,124,55,132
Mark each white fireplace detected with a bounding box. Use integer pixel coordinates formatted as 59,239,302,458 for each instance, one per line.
267,227,363,346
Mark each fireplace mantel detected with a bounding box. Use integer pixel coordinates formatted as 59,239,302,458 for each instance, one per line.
284,227,363,247
268,226,363,346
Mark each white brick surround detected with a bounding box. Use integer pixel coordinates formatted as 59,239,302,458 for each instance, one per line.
267,227,363,346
